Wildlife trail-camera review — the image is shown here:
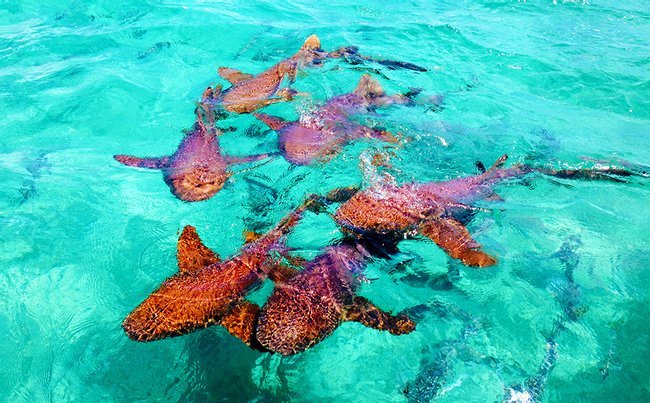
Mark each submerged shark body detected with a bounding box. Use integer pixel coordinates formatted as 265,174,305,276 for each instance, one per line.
114,112,272,202
255,74,414,165
404,317,479,402
122,205,306,342
504,237,585,402
504,339,559,403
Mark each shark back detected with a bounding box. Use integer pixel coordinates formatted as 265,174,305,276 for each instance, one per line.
255,244,365,355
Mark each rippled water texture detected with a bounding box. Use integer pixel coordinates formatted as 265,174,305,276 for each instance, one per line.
1,1,649,401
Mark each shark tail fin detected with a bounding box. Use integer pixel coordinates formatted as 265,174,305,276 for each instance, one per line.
484,154,508,174
478,154,510,181
354,74,385,98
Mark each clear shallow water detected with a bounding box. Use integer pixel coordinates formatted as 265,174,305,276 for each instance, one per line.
1,1,649,401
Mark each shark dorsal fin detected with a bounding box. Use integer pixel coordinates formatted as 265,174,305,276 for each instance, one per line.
353,74,385,98
300,34,321,51
177,226,221,274
253,112,290,131
218,67,254,85
243,230,263,244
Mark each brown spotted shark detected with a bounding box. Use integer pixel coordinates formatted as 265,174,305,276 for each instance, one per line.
122,203,307,342
200,35,323,114
114,110,273,202
182,235,417,355
308,155,642,268
253,74,416,165
253,241,416,355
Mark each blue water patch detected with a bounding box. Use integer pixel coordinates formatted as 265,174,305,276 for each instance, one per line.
1,1,648,401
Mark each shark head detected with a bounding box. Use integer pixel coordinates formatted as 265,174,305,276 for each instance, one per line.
351,74,398,108
164,166,230,202
291,34,330,69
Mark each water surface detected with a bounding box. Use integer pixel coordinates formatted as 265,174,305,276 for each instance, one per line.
1,1,649,401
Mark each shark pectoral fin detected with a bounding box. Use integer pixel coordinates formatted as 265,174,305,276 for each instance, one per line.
276,87,304,101
419,217,497,268
356,125,400,143
252,112,290,132
219,301,265,350
177,225,221,274
217,67,254,85
114,155,168,169
344,296,416,335
268,263,299,283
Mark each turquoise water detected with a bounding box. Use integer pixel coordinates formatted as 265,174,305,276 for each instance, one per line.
1,0,649,401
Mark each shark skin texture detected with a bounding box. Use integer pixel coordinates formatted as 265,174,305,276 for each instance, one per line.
253,243,416,356
200,35,323,115
192,241,416,355
254,74,414,165
309,155,642,268
121,203,308,342
114,111,273,202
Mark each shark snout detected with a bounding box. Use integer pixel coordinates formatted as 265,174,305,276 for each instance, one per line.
165,168,229,202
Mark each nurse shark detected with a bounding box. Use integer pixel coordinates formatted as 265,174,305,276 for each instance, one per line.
193,238,417,355
253,241,416,355
307,155,642,267
114,110,273,202
254,74,417,165
200,35,427,115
